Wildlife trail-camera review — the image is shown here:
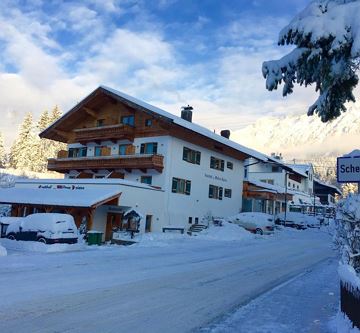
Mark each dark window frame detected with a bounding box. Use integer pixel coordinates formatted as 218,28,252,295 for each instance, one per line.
183,147,201,165
210,156,225,171
140,142,158,154
172,177,191,195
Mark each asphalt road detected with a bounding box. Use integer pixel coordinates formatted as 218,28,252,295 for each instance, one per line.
0,230,336,333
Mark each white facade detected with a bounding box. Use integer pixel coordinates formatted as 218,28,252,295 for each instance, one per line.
66,135,244,230
245,157,315,214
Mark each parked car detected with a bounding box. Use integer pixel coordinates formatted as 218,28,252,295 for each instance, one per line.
6,213,78,244
230,212,275,235
305,215,321,228
275,212,308,230
0,217,23,238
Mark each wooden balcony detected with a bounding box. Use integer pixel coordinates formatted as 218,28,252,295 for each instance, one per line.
47,154,164,173
74,124,135,144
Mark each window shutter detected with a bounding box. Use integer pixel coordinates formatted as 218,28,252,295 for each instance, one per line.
209,185,213,198
221,160,224,171
219,187,223,200
196,151,201,165
185,180,191,195
140,144,145,154
153,143,158,154
172,178,177,192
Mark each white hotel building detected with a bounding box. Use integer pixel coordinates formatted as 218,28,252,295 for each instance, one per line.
0,86,275,240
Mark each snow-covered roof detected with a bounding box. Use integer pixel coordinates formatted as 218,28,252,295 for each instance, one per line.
247,180,297,195
99,86,269,162
284,163,311,178
343,149,360,158
313,177,342,195
0,187,122,208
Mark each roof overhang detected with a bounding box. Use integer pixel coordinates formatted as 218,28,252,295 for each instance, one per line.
0,187,122,209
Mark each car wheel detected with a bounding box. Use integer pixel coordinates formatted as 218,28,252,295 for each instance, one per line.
7,234,16,240
37,237,47,244
255,228,263,235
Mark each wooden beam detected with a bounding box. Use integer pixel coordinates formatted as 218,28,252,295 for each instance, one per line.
83,107,97,118
54,129,69,138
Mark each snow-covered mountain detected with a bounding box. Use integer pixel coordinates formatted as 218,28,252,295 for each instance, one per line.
232,105,360,159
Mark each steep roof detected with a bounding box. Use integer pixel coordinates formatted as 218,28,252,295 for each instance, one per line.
40,86,268,162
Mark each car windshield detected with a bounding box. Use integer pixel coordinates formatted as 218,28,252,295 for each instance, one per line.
56,221,66,224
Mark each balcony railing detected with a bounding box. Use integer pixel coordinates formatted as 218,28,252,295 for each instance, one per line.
74,124,135,143
47,154,164,173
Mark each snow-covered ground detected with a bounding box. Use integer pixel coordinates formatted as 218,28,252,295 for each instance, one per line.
0,228,336,333
201,258,339,333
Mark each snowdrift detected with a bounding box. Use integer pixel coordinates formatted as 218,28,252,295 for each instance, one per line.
1,239,86,253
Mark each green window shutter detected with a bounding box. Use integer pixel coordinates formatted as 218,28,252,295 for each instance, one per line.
185,180,191,195
196,151,201,165
183,147,188,161
172,178,178,192
140,144,145,154
221,160,224,171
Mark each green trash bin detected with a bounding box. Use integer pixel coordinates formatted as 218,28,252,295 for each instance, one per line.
87,231,103,245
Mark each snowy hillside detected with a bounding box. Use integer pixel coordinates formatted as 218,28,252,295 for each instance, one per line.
232,105,360,159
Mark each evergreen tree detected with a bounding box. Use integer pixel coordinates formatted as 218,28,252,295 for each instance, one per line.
32,106,66,172
263,0,360,122
10,113,37,171
0,133,6,168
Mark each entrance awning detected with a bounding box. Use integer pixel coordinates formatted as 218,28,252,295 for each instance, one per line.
0,187,121,208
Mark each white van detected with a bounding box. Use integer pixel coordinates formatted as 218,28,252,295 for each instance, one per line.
6,213,78,244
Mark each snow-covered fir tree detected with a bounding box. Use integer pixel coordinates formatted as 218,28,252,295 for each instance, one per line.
10,113,37,171
0,132,6,168
32,107,66,172
263,0,360,122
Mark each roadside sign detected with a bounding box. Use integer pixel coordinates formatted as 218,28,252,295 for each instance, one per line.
337,155,360,183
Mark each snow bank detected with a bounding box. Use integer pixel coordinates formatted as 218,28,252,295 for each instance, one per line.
136,232,187,247
0,244,7,256
195,222,255,242
1,239,86,253
337,194,360,221
330,312,360,333
339,264,360,290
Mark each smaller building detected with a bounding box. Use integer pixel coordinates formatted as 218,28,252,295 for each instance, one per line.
0,179,164,241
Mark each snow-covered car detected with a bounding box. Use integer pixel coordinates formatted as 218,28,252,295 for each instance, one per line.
275,212,307,230
304,215,321,228
0,217,23,238
230,212,275,235
6,213,78,244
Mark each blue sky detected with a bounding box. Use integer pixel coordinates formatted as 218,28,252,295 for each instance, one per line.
0,0,314,146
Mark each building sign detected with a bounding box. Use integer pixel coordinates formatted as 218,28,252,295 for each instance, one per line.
204,173,227,182
38,184,85,190
337,155,360,183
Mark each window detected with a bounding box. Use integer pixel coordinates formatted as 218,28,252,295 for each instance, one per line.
183,147,201,165
227,161,233,170
210,156,224,171
96,119,105,127
68,147,87,158
119,144,128,155
172,177,191,195
94,146,102,157
195,217,199,224
224,188,232,198
288,181,290,187
244,168,248,178
145,119,152,127
140,142,158,154
209,185,223,200
121,115,135,126
188,217,192,224
94,175,105,179
140,176,152,185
